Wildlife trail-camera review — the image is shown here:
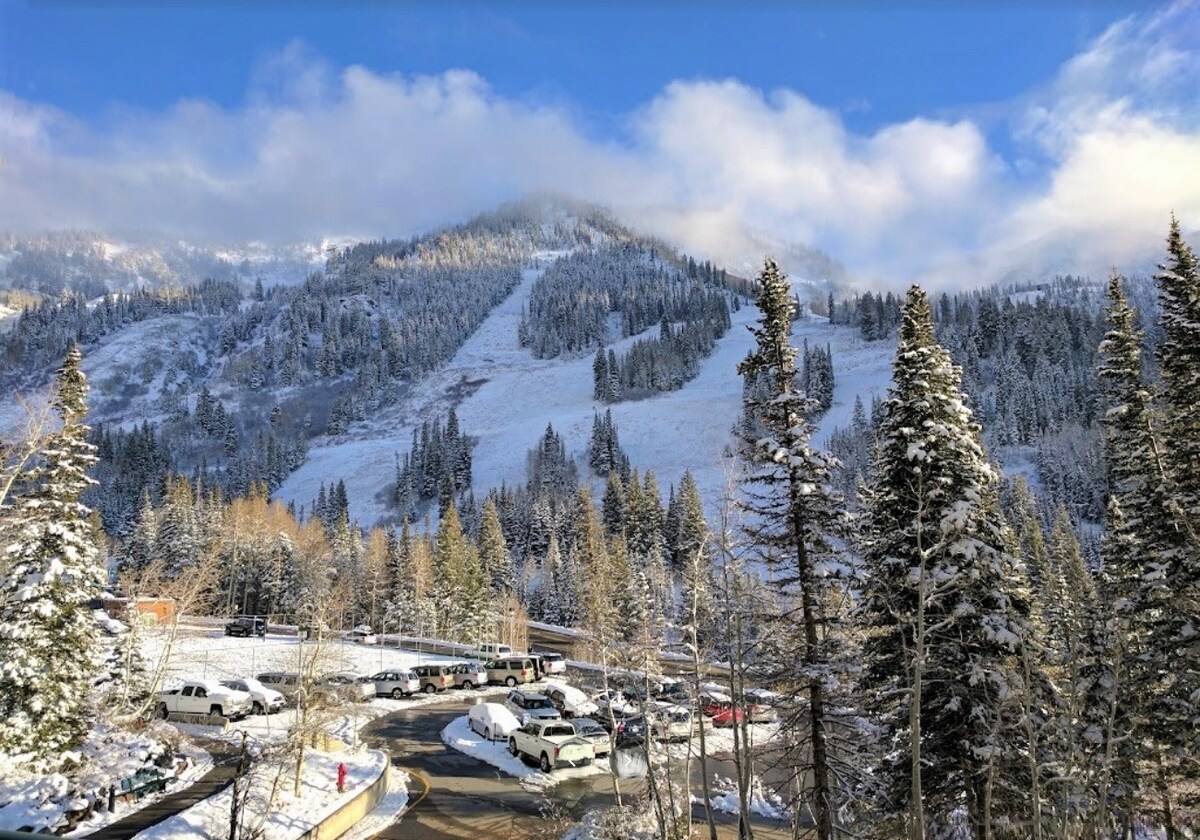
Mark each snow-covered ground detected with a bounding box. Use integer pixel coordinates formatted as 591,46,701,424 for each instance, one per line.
277,254,894,528
440,716,608,791
695,774,790,822
130,748,387,840
142,628,464,688
662,720,782,761
0,724,210,835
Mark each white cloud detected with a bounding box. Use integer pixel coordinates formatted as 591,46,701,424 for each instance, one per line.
1,3,1197,289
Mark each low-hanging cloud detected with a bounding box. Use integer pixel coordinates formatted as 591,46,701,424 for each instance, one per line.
1,2,1198,289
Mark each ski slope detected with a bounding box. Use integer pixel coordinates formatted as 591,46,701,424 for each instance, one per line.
276,258,895,528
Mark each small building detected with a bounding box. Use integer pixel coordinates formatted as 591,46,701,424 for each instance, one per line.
99,594,176,624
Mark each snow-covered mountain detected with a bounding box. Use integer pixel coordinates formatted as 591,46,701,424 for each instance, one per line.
0,197,871,534
1,197,1118,541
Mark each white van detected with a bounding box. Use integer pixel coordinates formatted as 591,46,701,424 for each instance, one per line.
472,642,514,660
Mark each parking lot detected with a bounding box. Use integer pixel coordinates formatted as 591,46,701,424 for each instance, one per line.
144,621,794,839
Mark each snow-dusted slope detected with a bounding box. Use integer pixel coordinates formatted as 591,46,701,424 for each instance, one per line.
276,253,895,528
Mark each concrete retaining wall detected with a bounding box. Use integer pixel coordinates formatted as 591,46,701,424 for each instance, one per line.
297,753,390,840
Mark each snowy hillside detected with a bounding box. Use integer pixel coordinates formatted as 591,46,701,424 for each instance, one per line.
275,251,892,527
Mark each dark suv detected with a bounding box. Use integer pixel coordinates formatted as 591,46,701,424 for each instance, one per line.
224,616,267,637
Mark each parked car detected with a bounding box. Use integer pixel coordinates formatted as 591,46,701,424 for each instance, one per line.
317,672,377,702
746,701,778,723
371,670,420,698
220,678,285,715
542,682,599,718
157,679,251,720
744,687,781,706
472,642,514,660
224,616,266,638
592,688,638,718
654,680,692,706
704,699,745,728
611,714,648,748
508,720,594,772
484,657,536,687
698,690,731,711
448,662,488,690
505,690,562,725
536,652,567,675
743,688,782,722
468,702,521,741
344,627,378,645
647,703,694,740
412,664,454,693
569,717,612,757
256,672,302,700
525,654,550,681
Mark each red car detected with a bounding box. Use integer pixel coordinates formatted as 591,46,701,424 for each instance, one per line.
703,700,745,727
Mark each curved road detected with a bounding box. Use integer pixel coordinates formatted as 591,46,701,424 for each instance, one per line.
360,695,791,840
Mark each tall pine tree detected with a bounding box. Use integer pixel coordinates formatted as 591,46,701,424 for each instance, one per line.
736,257,848,839
859,287,1033,837
0,346,103,760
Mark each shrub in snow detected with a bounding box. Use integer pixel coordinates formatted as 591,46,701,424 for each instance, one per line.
0,722,186,834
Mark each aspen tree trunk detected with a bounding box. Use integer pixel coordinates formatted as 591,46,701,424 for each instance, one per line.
721,557,754,840
689,550,719,840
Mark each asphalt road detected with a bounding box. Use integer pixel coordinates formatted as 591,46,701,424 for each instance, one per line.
360,695,792,840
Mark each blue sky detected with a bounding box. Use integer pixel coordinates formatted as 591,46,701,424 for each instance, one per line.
0,1,1196,287
2,3,1140,141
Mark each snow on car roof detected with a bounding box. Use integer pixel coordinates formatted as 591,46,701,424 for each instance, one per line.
471,702,520,724
543,681,590,703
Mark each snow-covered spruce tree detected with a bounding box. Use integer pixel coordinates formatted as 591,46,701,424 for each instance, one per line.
433,505,488,641
735,257,850,840
858,286,1035,839
1147,219,1200,826
0,345,103,761
1093,271,1181,831
478,498,514,594
1155,216,1200,522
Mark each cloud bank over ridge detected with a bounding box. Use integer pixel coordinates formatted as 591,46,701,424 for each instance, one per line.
1,3,1197,288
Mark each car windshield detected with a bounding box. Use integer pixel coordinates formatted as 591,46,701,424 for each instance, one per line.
575,720,603,735
544,725,575,737
527,698,553,709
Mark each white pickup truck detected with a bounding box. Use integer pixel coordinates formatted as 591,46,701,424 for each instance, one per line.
156,679,252,720
507,720,595,772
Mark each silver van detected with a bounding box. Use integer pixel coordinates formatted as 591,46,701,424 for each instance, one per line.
485,658,536,686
